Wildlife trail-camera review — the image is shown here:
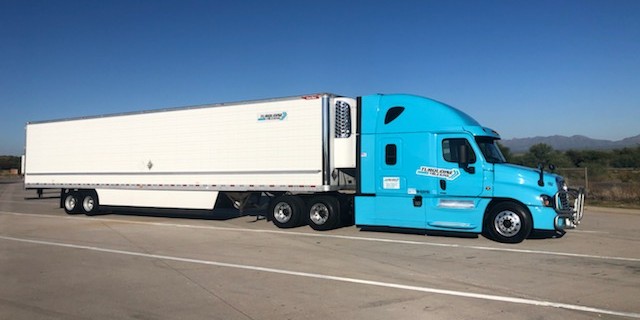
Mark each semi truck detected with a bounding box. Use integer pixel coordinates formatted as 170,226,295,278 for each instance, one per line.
24,93,584,243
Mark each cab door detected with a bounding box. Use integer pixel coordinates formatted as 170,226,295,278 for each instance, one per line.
435,134,485,197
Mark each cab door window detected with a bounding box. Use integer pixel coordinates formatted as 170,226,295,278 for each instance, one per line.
442,139,476,163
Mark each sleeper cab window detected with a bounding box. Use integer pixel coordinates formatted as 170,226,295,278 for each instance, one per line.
385,144,397,165
384,106,405,124
442,138,476,163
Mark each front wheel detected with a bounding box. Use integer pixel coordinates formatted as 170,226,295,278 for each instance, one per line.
485,202,532,243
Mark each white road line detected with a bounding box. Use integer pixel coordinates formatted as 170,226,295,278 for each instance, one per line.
571,229,608,234
0,235,638,319
1,210,639,263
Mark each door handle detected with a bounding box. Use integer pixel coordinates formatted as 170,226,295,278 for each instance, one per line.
440,180,447,190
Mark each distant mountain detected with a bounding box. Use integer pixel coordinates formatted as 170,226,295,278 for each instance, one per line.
501,134,640,153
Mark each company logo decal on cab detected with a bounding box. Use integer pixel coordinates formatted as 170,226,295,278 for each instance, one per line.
416,166,460,180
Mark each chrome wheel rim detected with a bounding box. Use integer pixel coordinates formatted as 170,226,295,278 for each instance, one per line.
494,210,521,237
83,196,95,212
65,195,76,211
273,202,292,223
309,203,329,225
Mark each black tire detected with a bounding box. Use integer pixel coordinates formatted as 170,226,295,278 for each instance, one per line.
307,196,341,231
485,202,532,243
63,191,81,214
80,190,100,215
268,195,305,228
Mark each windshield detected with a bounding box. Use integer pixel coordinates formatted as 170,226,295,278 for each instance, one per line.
476,137,507,164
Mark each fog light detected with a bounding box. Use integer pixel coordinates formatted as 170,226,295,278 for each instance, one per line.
541,195,553,207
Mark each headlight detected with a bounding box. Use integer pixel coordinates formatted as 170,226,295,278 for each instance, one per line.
555,176,568,191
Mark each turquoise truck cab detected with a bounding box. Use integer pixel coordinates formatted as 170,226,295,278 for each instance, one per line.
355,94,584,243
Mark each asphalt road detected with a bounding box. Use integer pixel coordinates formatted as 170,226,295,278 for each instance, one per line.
1,179,639,320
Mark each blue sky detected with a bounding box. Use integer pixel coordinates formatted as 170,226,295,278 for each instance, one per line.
2,0,639,155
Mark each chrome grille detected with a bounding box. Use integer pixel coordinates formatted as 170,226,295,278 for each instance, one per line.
558,191,571,210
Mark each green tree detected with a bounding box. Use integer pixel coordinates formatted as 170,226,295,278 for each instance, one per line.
521,144,572,169
497,142,513,162
0,156,20,169
565,149,610,168
611,147,640,168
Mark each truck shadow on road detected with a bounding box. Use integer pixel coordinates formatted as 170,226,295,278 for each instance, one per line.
527,229,566,240
359,226,479,239
91,207,264,222
360,226,566,242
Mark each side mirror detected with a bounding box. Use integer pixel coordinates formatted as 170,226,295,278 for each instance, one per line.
458,144,475,174
537,162,556,187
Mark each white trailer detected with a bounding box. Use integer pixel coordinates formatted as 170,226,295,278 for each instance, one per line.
25,94,357,229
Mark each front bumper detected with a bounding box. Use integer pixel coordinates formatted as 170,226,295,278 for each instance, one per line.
554,187,585,230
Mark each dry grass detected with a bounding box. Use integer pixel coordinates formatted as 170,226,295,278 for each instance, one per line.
589,182,640,201
557,168,640,207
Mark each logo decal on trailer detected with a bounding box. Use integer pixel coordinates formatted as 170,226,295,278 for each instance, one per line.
258,112,288,121
416,166,460,180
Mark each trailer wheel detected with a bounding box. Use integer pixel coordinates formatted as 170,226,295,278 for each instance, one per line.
80,191,100,215
485,202,532,243
268,196,305,228
307,196,340,231
63,192,81,214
